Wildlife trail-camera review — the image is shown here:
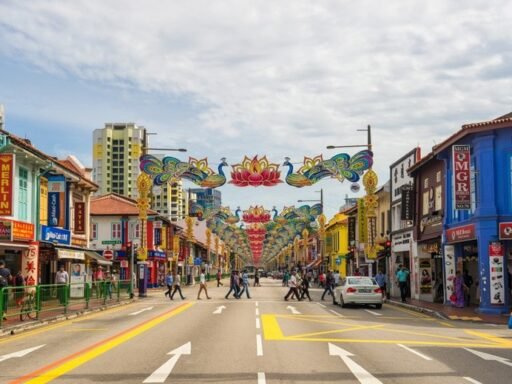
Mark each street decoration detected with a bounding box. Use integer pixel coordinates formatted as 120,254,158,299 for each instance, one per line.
283,150,373,188
229,155,282,187
242,206,271,223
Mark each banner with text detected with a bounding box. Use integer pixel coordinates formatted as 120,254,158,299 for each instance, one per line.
452,144,471,210
0,153,14,215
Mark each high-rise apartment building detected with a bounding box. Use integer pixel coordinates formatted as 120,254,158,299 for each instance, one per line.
93,123,188,220
189,188,222,210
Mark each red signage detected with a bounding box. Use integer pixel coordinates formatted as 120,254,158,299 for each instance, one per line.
12,220,35,241
446,224,476,244
74,202,85,234
499,222,512,240
22,241,39,286
489,241,503,257
0,154,13,215
103,250,113,260
452,145,471,210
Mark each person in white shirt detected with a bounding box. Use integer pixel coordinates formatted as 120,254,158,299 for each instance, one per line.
284,270,301,301
55,265,69,305
197,269,211,300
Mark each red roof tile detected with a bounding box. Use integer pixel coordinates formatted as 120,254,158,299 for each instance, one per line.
91,193,159,216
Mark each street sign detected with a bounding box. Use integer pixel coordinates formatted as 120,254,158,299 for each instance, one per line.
103,250,114,260
102,240,121,245
336,257,341,265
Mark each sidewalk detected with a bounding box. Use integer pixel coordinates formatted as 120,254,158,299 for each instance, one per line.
387,297,511,325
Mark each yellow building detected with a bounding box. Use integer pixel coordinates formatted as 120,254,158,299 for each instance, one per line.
325,213,349,276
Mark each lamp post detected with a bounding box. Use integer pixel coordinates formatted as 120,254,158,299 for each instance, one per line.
297,188,323,213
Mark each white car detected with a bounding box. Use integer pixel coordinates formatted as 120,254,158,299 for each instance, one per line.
334,276,384,309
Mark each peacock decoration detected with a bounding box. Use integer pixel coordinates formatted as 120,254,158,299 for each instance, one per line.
283,150,373,188
139,155,228,188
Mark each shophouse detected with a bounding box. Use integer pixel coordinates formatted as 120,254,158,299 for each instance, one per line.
431,113,512,314
389,148,421,299
374,181,391,276
408,152,445,303
325,213,349,276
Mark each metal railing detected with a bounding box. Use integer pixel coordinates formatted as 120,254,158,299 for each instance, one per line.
0,280,132,328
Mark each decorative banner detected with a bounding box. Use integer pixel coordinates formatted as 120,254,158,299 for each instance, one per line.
283,150,373,188
0,153,14,215
230,156,282,187
489,241,505,305
22,241,39,286
400,185,414,221
48,175,66,227
242,206,271,223
419,259,432,294
452,145,471,210
357,199,367,243
74,202,86,234
498,222,512,240
446,224,476,244
348,216,356,246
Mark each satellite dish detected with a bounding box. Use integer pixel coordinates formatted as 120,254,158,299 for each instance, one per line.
350,183,360,193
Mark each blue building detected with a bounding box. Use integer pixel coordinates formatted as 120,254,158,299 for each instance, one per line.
432,113,512,314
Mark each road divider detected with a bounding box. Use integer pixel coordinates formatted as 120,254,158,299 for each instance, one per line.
257,372,266,384
256,334,263,356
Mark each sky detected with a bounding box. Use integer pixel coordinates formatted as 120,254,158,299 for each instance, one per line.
1,0,512,219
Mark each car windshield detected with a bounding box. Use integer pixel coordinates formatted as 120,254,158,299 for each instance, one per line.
347,278,375,285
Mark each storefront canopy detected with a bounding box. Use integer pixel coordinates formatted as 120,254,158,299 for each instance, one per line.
85,251,113,266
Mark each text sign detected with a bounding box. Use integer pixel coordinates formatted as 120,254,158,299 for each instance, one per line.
489,241,505,305
498,222,512,240
74,202,85,234
41,225,71,245
452,145,471,210
446,224,476,244
0,154,14,215
400,185,414,221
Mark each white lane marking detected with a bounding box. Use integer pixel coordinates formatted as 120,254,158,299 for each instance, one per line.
286,305,301,315
317,303,327,308
129,306,154,316
256,334,263,356
255,308,260,316
364,309,382,316
463,377,482,384
212,305,226,314
397,344,432,361
258,372,266,384
255,301,259,307
464,348,512,367
330,309,344,318
256,318,261,329
329,343,382,384
143,342,191,383
0,345,46,363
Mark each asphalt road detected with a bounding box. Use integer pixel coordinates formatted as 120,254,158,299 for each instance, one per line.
1,278,511,383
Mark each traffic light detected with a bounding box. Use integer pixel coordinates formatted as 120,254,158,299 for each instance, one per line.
385,240,391,257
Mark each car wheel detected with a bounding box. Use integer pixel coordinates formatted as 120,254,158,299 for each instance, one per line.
375,304,382,309
340,294,346,308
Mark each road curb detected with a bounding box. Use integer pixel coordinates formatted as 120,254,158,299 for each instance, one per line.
0,299,134,338
386,299,450,321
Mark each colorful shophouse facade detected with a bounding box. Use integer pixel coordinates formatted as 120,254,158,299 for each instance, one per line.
432,113,512,314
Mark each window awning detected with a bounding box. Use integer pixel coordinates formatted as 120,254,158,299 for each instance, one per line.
85,251,113,266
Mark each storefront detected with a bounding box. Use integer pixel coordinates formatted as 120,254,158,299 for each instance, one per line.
148,250,167,288
390,230,414,298
0,218,36,283
417,239,443,303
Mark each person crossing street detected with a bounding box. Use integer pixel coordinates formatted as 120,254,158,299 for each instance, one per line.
284,270,301,301
321,270,338,305
197,269,211,300
238,269,251,299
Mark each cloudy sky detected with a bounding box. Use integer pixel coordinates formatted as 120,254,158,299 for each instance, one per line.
1,0,511,218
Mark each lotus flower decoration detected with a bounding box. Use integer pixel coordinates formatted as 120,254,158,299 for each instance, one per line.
229,155,282,187
242,205,271,223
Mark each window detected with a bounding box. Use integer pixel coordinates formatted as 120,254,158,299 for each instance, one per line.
435,185,442,211
422,191,429,215
91,223,98,240
423,177,429,189
134,223,141,239
111,223,122,239
19,167,29,221
436,171,441,183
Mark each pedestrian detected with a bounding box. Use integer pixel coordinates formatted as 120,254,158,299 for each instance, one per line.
105,272,113,300
463,269,473,306
238,269,251,299
94,266,105,298
284,271,301,301
170,272,185,300
354,268,361,276
0,261,12,320
375,269,387,300
451,271,467,308
300,273,312,301
164,271,173,299
396,264,410,303
216,269,223,287
55,264,69,305
14,271,25,306
254,270,260,287
225,270,240,299
319,271,326,288
197,268,211,300
321,270,338,305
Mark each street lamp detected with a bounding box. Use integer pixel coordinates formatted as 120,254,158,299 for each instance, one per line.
297,188,324,213
326,125,372,151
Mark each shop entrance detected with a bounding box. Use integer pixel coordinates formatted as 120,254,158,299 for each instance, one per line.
462,241,478,306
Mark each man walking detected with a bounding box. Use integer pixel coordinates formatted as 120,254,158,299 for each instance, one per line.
225,270,240,299
164,271,173,299
321,270,338,304
197,268,211,300
300,272,312,301
284,271,301,301
375,269,387,300
170,272,186,300
55,265,69,305
216,269,223,287
0,260,12,320
238,269,251,299
396,264,410,303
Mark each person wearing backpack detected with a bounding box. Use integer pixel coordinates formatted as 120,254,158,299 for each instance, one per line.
0,260,12,320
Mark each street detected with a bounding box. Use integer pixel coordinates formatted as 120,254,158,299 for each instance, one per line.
1,278,511,384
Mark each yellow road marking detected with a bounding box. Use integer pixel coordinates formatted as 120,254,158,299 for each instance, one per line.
0,302,136,345
262,314,285,340
465,330,512,346
10,303,194,384
288,324,385,339
391,306,431,319
64,328,108,332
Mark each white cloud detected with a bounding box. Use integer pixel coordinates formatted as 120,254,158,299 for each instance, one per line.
1,0,512,218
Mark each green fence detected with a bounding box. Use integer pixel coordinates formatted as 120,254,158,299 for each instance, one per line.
0,280,132,329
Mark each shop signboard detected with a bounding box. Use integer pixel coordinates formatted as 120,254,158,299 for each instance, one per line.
57,249,85,260
489,241,505,305
357,198,367,243
498,222,512,240
41,225,71,245
47,175,66,227
74,202,85,234
21,241,39,286
0,219,12,241
419,259,432,294
444,245,455,303
446,224,476,244
400,185,414,221
154,228,162,246
348,216,356,245
0,153,14,215
70,263,86,298
12,220,35,242
452,144,471,210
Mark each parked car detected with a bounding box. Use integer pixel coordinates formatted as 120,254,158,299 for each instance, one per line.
334,276,383,309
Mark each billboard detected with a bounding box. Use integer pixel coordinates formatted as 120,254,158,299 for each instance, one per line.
452,145,471,210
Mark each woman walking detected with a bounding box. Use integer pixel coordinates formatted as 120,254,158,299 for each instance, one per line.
197,269,211,300
170,272,186,300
